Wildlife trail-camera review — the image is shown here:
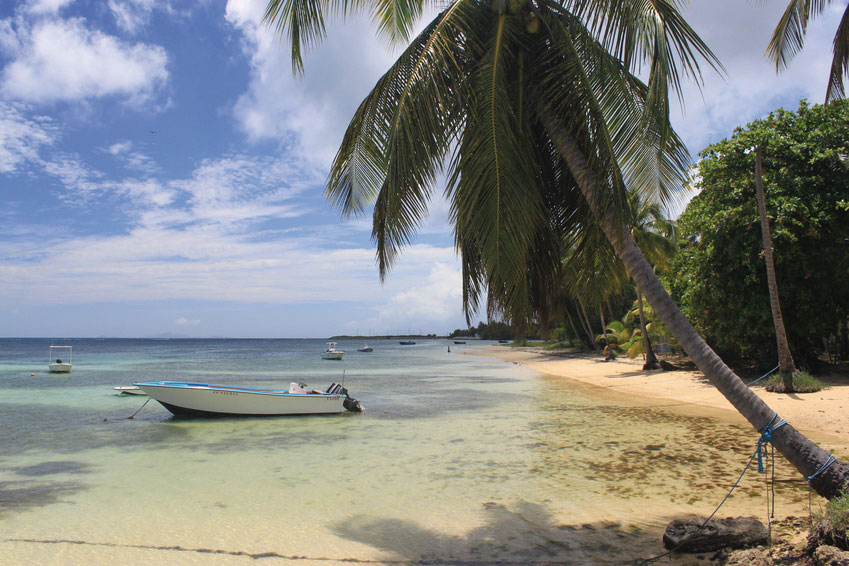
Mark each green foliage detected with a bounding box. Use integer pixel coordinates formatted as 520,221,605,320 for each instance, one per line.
763,371,823,393
812,491,849,550
449,321,513,340
671,100,849,368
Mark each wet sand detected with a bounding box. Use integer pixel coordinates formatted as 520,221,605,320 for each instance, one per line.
470,346,849,455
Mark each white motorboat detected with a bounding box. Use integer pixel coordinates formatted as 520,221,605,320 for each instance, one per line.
114,386,147,396
134,381,362,416
48,345,72,373
321,342,344,360
357,345,373,352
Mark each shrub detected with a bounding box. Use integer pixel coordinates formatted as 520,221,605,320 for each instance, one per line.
763,371,823,393
811,492,849,550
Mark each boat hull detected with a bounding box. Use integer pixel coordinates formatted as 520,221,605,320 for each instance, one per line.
321,352,344,360
49,363,72,373
135,382,347,416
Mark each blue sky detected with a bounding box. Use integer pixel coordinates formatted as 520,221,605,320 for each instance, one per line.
0,0,843,338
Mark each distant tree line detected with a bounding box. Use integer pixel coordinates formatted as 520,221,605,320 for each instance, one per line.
449,321,515,340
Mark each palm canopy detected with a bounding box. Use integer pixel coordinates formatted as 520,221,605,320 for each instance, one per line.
766,0,849,103
264,0,717,324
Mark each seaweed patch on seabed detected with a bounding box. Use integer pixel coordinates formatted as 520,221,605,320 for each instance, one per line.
523,401,809,506
0,479,85,516
10,460,91,476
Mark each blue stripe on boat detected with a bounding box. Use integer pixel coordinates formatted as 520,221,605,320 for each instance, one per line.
133,381,346,398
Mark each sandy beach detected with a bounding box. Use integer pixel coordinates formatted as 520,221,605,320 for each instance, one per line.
473,346,849,458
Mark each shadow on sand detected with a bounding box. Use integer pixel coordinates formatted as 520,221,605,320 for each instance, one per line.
331,501,664,565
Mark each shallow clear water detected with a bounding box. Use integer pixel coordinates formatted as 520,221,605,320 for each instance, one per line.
0,338,806,565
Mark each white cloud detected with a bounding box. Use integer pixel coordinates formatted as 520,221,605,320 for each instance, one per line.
371,261,464,331
115,179,176,207
672,0,839,157
0,102,57,173
108,0,159,34
168,154,322,227
224,0,405,168
107,140,159,174
24,0,74,15
175,316,200,326
0,17,168,105
41,153,104,195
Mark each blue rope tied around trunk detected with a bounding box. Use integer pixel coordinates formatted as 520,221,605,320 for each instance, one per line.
757,414,787,473
807,455,837,482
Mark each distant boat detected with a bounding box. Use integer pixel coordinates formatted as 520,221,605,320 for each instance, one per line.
134,381,363,416
114,385,146,396
453,340,466,345
48,345,72,373
357,345,373,352
498,340,510,344
321,342,345,360
398,340,416,345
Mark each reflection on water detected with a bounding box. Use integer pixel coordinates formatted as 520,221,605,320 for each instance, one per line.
0,339,809,565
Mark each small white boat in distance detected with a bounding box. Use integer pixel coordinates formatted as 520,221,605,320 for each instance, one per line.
114,386,147,396
134,381,363,416
321,342,344,360
48,345,72,373
357,345,373,352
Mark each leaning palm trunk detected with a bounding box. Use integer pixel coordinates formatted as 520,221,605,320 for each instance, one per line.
536,100,849,498
637,288,659,369
576,300,597,350
755,146,797,391
599,305,609,352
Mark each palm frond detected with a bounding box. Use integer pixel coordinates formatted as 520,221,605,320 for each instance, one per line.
559,0,724,96
450,12,549,321
766,0,824,71
324,3,474,277
263,0,336,74
371,0,428,44
826,3,849,102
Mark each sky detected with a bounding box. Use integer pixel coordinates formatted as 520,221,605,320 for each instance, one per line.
0,0,843,338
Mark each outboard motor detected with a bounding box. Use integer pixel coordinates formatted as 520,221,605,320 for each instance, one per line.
343,395,363,413
326,383,364,412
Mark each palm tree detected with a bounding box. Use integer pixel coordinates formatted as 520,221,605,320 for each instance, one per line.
264,0,848,497
767,0,849,103
754,146,798,391
627,192,677,369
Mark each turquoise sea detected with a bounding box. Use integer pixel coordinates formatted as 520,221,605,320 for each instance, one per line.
0,338,799,565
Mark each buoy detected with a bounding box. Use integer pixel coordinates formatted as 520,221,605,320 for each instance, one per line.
31,373,34,376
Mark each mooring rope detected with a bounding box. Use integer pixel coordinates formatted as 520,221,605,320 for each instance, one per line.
127,397,151,419
748,364,780,386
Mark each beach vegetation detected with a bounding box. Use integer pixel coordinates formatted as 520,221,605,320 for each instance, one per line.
763,371,823,393
264,0,849,498
671,100,849,371
811,491,849,550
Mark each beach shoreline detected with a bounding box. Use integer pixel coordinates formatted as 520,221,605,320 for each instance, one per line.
466,345,849,456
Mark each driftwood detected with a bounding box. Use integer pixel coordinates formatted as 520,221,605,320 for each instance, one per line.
663,516,769,553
